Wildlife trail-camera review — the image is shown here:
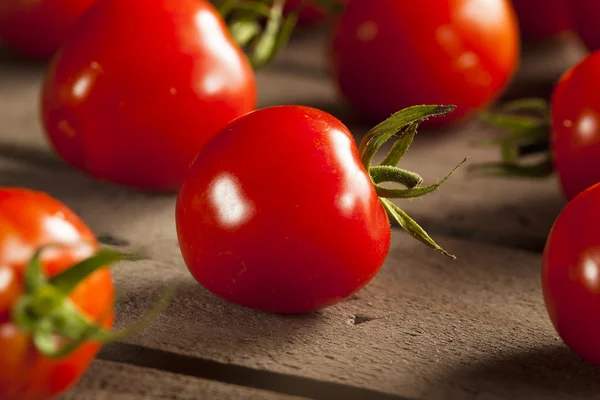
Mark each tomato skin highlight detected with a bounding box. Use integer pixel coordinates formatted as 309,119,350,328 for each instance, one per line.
0,188,114,400
330,0,520,126
511,0,572,41
176,106,391,313
0,0,99,60
550,51,600,201
542,183,600,366
41,0,257,191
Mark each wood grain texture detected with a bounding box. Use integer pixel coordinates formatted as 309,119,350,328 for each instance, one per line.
61,360,305,400
93,232,600,400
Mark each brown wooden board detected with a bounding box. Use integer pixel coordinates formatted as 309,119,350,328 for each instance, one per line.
61,360,306,400
94,233,600,400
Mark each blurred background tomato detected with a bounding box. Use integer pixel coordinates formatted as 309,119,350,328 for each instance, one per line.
0,0,100,60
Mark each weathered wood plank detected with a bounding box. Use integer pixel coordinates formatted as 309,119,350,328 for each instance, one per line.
61,360,305,400
97,233,600,400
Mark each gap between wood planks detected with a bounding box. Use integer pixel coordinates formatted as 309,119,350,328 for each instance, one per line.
98,343,412,400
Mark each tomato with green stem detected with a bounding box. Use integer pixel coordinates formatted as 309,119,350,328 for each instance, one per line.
0,188,170,400
330,0,520,127
0,0,100,60
41,0,292,191
470,51,600,201
542,182,600,366
176,105,466,314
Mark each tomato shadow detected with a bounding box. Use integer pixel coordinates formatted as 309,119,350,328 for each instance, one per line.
105,276,393,400
109,274,331,372
0,141,68,170
424,345,600,399
392,181,565,254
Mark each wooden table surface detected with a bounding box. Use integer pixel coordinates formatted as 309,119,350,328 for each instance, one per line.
1,28,599,400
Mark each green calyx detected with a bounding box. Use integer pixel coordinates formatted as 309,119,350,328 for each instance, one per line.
218,0,296,69
11,246,173,359
218,0,346,69
468,98,554,178
358,105,467,259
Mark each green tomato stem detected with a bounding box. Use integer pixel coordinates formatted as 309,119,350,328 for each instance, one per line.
370,165,423,189
359,105,456,172
357,105,464,259
248,0,286,68
49,249,127,295
25,247,47,292
374,158,467,199
11,246,174,360
380,198,456,259
229,19,263,47
221,0,299,70
470,98,553,179
379,122,418,167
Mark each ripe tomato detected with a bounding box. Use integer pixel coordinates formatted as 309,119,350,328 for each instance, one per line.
542,182,600,366
330,0,520,126
572,0,600,51
177,106,390,313
176,105,462,313
0,188,114,400
0,0,99,60
41,0,256,191
284,0,347,26
511,0,572,41
551,51,600,201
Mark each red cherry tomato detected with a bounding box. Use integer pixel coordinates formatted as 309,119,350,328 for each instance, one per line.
542,182,600,366
0,0,99,60
572,0,600,51
284,0,347,26
551,51,600,200
0,188,114,400
41,0,256,191
330,0,520,126
176,106,391,313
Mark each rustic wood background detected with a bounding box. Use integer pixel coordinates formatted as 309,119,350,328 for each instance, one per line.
1,26,599,399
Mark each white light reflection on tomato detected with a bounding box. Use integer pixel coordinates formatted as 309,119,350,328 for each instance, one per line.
331,129,371,215
210,174,254,230
580,249,600,293
0,267,13,292
192,9,244,96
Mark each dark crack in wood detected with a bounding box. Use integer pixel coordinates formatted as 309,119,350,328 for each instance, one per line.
98,342,410,400
98,234,131,247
